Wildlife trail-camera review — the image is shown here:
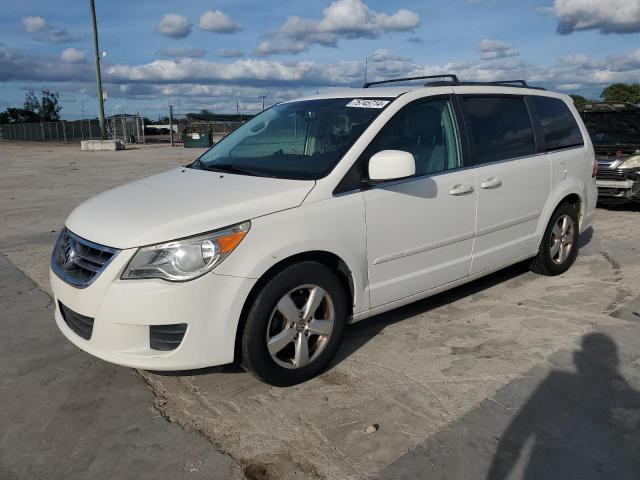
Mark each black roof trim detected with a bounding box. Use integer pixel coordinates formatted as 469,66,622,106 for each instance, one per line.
363,75,460,88
362,75,546,91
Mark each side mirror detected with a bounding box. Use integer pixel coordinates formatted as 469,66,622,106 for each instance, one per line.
368,150,416,182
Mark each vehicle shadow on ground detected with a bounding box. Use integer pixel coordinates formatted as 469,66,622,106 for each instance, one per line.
486,333,640,480
152,229,595,379
333,260,532,365
597,201,640,213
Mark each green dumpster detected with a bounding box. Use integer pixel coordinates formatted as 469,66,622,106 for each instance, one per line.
182,126,213,148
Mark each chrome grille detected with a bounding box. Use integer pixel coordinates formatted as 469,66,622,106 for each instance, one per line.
597,159,616,168
51,228,119,288
596,169,629,181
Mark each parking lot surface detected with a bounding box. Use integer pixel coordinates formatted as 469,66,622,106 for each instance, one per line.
1,142,639,479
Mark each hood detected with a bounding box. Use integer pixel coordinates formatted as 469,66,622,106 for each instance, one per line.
66,167,315,249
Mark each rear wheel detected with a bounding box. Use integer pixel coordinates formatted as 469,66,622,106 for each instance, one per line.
241,261,348,386
530,202,580,276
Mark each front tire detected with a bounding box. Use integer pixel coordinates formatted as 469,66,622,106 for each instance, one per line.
241,261,348,386
530,202,580,276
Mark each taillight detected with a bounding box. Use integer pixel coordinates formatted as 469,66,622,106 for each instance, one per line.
592,156,598,178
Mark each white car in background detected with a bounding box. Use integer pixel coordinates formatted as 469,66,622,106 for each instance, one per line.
51,75,598,385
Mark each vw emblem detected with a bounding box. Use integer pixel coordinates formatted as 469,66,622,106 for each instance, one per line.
61,238,76,268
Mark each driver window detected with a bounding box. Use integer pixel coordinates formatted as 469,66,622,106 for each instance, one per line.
367,98,461,177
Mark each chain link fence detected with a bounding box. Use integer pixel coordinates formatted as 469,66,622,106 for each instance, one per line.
155,114,243,144
0,115,145,144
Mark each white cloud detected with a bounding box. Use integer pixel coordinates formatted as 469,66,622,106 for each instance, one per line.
215,49,245,58
369,48,409,62
255,40,309,56
556,83,583,90
157,47,206,59
103,58,317,84
4,41,640,111
157,13,192,39
257,0,420,55
22,16,46,32
478,39,519,60
554,0,640,34
60,47,86,63
0,44,93,82
199,10,241,33
99,47,640,89
21,15,80,43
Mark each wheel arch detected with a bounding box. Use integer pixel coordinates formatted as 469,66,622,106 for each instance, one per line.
233,250,356,361
537,188,584,241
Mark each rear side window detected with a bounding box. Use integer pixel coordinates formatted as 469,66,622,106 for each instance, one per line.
533,96,584,151
462,96,536,164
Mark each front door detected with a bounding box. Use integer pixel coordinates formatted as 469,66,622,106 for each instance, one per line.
362,97,477,308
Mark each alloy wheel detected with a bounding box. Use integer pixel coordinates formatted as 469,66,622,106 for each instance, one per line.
266,284,335,369
550,214,575,265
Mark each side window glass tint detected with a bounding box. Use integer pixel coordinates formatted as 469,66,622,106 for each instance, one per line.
367,99,461,178
462,96,535,164
533,96,584,151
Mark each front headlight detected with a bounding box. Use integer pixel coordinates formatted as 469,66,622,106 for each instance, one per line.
619,155,640,169
122,221,250,281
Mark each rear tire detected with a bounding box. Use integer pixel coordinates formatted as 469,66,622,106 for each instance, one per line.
530,202,580,276
240,261,348,386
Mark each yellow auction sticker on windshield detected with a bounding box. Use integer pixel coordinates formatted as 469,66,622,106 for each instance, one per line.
346,99,390,108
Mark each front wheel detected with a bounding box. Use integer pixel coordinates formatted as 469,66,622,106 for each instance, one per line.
240,261,348,386
530,202,580,276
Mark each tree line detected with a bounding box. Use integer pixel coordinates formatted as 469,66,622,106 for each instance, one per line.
570,83,640,106
0,89,62,124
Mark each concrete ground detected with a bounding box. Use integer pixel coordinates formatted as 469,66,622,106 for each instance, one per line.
1,141,639,480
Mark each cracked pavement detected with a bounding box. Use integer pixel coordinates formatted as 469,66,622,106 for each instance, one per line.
1,142,639,479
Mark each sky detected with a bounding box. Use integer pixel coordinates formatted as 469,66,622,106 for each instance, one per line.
0,0,639,119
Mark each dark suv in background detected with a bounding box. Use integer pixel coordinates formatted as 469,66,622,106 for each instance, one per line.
577,102,640,204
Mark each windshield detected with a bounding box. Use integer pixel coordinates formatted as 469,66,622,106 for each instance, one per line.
589,131,640,146
581,111,640,146
193,98,391,180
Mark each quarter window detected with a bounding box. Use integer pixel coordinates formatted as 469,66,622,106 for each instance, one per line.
533,96,584,151
462,96,536,164
366,99,461,178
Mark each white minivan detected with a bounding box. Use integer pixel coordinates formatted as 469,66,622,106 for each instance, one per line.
51,76,598,385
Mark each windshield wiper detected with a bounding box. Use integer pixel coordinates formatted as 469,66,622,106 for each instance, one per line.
199,163,273,177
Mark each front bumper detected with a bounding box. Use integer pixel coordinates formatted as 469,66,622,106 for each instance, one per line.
596,178,640,201
50,248,256,370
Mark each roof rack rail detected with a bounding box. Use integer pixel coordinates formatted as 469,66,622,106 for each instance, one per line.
362,75,546,90
456,80,546,91
363,74,460,88
487,80,528,87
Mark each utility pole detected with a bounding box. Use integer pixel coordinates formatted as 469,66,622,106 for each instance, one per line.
89,0,106,140
169,105,174,147
259,95,266,111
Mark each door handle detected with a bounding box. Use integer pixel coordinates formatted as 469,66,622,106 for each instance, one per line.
449,184,474,196
480,177,502,189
